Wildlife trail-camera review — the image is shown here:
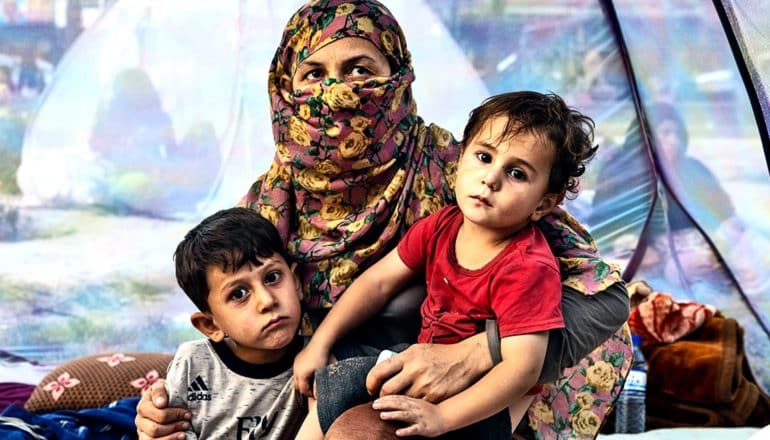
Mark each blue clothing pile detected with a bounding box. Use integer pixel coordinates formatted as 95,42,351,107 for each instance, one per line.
0,397,138,439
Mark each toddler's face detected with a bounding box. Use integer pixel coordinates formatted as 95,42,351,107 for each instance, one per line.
205,254,302,364
455,115,557,233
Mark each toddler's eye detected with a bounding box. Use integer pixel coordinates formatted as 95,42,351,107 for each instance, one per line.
264,271,282,285
475,151,492,163
507,168,527,180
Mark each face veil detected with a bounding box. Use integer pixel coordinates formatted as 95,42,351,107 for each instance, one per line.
241,0,460,313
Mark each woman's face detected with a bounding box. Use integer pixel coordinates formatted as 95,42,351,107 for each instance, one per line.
655,119,686,164
290,37,391,92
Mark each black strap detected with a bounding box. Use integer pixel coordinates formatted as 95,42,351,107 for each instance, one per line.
486,319,502,365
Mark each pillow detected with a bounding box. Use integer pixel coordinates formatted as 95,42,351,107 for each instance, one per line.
24,352,173,413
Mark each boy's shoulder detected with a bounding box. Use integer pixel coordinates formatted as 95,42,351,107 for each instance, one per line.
177,338,212,350
174,338,216,359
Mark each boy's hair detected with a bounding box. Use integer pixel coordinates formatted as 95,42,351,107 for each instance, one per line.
461,91,598,198
174,207,291,312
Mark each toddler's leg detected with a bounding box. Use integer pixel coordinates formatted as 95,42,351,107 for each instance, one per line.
295,396,324,440
509,395,536,431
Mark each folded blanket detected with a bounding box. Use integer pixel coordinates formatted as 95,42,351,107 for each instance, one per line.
645,314,741,405
644,315,770,428
628,290,715,347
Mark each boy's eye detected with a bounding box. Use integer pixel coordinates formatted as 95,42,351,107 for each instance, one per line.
507,168,527,180
475,151,492,163
264,271,282,285
229,287,249,302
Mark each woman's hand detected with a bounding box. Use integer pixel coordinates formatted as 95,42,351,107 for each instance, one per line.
372,395,449,438
365,334,491,403
135,379,191,440
293,344,330,398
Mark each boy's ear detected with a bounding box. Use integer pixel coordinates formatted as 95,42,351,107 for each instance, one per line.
530,192,563,222
191,312,226,342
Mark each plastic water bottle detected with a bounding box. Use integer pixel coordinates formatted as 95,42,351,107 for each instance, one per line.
615,334,647,433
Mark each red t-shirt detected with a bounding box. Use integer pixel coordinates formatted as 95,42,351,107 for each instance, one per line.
397,205,564,344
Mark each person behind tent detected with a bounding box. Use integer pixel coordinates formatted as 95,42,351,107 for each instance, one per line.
648,102,735,233
89,67,221,218
293,91,599,438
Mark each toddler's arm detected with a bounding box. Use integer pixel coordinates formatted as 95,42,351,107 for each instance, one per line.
293,248,417,397
372,331,548,437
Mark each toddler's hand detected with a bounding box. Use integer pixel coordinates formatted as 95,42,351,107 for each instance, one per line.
293,345,329,398
372,395,449,438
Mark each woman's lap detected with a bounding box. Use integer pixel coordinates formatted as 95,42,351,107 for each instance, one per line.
322,282,631,436
342,279,631,382
316,353,511,438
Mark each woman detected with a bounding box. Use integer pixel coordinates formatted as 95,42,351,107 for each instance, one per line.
136,1,630,438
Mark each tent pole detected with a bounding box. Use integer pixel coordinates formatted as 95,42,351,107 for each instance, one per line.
712,0,770,176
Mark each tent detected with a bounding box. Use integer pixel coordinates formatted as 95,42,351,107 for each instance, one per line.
1,0,768,399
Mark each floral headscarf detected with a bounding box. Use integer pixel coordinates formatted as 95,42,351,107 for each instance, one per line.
241,0,458,311
240,0,622,314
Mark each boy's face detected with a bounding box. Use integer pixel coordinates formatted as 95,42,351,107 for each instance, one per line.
455,115,559,233
199,254,302,364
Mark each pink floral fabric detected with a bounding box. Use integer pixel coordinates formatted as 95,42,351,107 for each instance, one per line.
242,0,458,311
539,207,623,295
528,323,633,439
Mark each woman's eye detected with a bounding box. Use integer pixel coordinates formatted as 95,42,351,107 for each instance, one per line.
349,66,371,78
508,168,527,180
264,271,282,285
304,69,322,81
475,151,492,163
229,287,249,302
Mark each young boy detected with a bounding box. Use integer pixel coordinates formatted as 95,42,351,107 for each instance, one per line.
293,91,599,437
165,207,321,439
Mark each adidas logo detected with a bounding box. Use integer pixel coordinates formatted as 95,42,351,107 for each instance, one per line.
187,375,212,401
